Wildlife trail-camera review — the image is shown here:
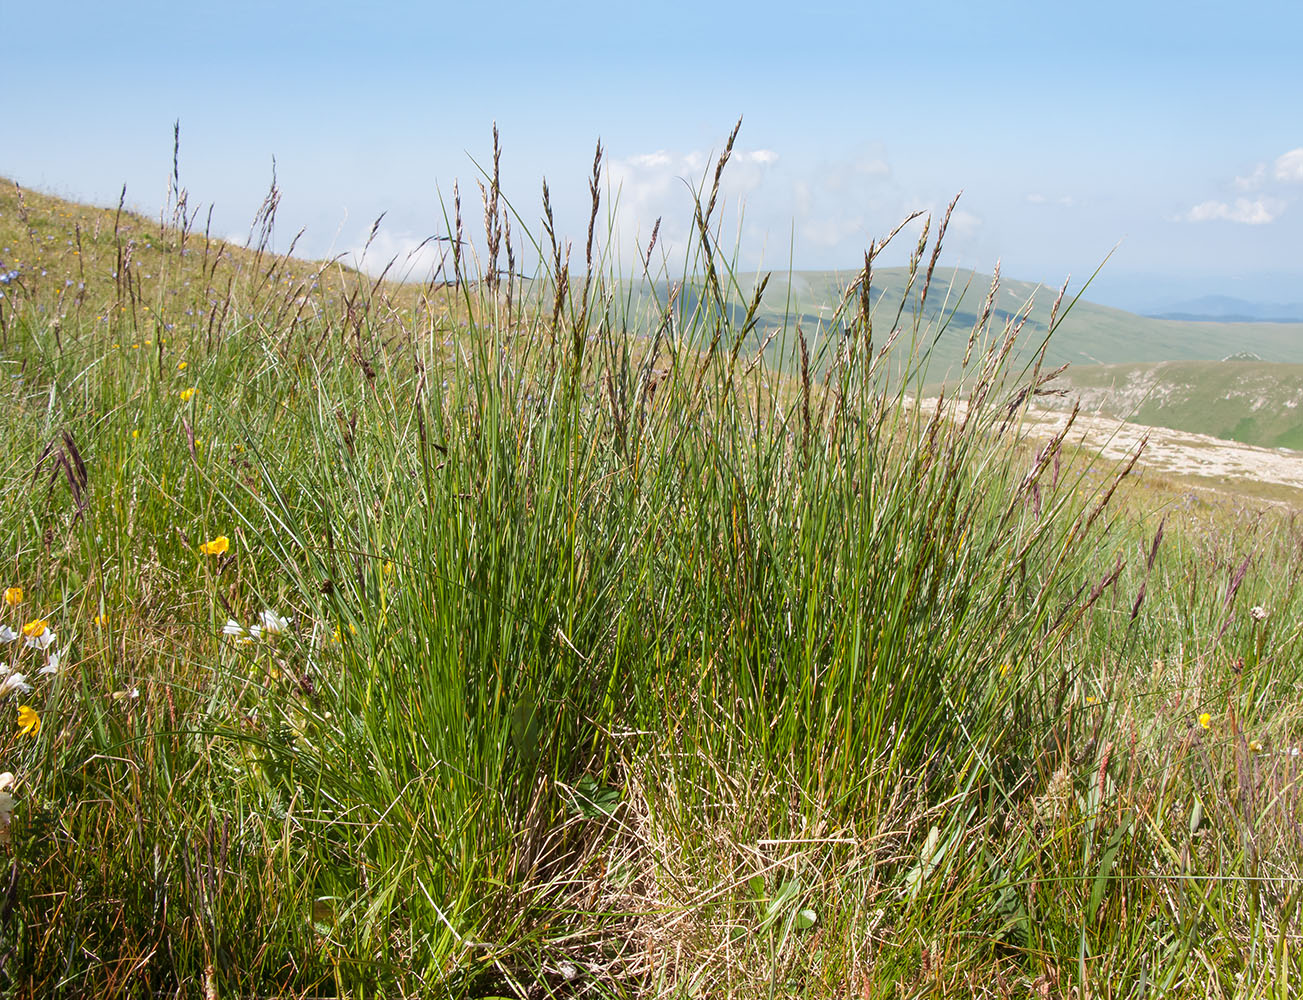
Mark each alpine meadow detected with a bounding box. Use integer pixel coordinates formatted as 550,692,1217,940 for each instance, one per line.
2,124,1303,999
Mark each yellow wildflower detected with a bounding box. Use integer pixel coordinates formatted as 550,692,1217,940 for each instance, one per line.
199,535,230,556
1199,712,1212,730
180,387,198,402
16,704,39,738
2,587,21,607
177,360,187,371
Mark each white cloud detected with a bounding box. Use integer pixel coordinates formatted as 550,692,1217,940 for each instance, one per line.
855,157,890,177
1183,197,1282,224
603,146,782,269
629,151,672,169
349,230,448,280
1026,193,1075,207
800,214,866,248
1275,148,1303,183
949,209,983,237
1234,163,1266,191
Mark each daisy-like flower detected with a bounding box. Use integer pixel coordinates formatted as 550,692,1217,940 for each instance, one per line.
22,620,55,651
222,619,255,645
0,674,31,697
1199,712,1212,730
38,649,62,675
2,587,21,606
258,610,291,637
16,704,39,737
199,535,230,556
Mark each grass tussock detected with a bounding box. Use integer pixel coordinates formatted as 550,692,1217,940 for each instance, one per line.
0,124,1301,998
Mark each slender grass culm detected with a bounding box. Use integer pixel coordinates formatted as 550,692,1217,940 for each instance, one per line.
0,125,1301,997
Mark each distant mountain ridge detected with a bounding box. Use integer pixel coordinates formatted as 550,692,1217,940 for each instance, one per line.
662,267,1303,375
1145,294,1303,323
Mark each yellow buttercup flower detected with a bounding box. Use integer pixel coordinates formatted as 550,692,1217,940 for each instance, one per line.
21,619,48,639
180,387,198,402
2,587,21,607
177,360,188,371
1199,712,1212,730
16,704,39,738
199,535,230,556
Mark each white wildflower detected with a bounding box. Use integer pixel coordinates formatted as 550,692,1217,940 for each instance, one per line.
258,610,291,636
0,673,32,697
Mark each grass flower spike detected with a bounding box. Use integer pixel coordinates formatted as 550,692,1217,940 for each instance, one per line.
16,704,39,737
199,535,230,556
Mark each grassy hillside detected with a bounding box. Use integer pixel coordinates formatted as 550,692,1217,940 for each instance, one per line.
654,267,1303,379
2,160,1303,998
1037,360,1303,449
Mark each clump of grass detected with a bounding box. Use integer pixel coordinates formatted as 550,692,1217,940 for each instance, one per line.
0,125,1301,997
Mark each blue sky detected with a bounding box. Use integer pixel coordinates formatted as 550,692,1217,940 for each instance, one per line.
6,0,1301,309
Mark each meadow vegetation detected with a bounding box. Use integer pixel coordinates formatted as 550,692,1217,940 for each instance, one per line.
0,126,1301,998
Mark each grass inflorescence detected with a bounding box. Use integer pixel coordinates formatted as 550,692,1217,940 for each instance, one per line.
0,126,1301,998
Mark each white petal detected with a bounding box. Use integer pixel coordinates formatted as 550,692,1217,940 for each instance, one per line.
259,611,290,635
0,626,16,643
24,629,55,651
0,674,32,696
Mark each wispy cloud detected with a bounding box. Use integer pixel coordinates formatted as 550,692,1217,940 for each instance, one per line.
349,230,447,280
1026,193,1075,207
1182,198,1282,224
1234,163,1266,191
